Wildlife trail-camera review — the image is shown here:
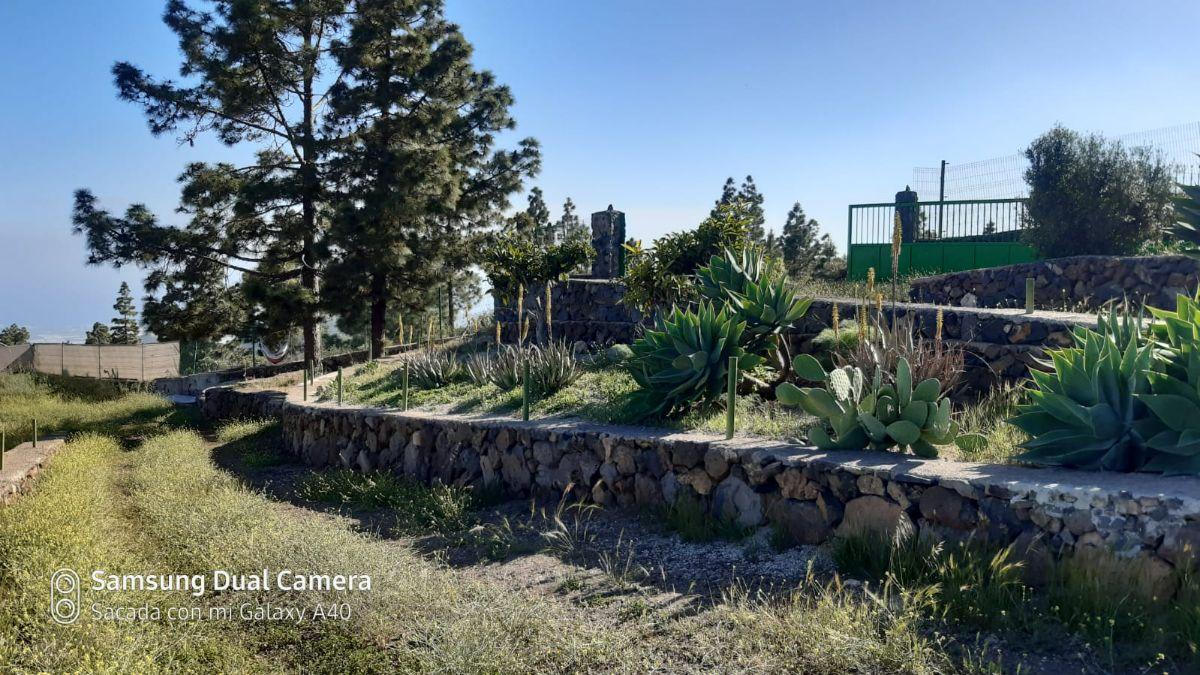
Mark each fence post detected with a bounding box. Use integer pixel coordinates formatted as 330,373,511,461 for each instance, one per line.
61,343,65,376
1,429,5,471
522,359,530,422
403,360,410,411
97,345,102,378
1025,277,1035,314
302,374,307,402
32,419,37,448
141,343,145,382
337,367,343,405
726,356,737,439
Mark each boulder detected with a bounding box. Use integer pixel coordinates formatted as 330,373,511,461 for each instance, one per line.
767,499,832,545
837,496,910,537
711,477,765,529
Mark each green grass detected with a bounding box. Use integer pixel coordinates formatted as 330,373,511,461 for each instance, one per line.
661,492,753,543
831,528,1200,671
947,382,1027,463
295,469,476,534
0,387,970,672
0,372,180,447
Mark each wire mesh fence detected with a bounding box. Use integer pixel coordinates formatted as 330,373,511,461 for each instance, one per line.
912,122,1200,201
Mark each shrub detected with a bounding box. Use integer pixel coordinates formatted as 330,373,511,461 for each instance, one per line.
776,354,976,457
626,301,763,419
1021,126,1175,257
620,203,750,315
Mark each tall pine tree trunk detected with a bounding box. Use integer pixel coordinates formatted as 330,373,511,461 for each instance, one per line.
369,273,387,361
299,26,321,369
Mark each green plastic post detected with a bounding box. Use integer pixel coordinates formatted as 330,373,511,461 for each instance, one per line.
337,367,343,405
302,375,307,402
403,361,410,411
522,359,531,422
726,356,736,439
1,429,5,471
1025,277,1035,314
32,419,37,448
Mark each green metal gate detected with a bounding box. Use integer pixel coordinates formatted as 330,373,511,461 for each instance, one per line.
846,198,1038,280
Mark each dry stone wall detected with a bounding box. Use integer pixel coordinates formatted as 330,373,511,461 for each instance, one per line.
494,278,641,346
909,255,1200,311
204,384,1200,585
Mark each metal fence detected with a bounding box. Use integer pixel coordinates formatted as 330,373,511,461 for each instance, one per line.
1,342,180,381
848,198,1027,245
846,198,1036,280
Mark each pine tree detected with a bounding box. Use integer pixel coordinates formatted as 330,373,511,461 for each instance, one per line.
0,324,30,345
711,176,766,243
85,322,113,345
73,0,356,366
320,0,539,359
109,282,140,344
526,187,553,243
781,202,842,279
556,197,586,242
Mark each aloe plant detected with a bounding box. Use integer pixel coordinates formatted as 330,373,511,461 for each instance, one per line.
1008,322,1160,472
777,354,970,457
697,247,813,358
627,301,763,418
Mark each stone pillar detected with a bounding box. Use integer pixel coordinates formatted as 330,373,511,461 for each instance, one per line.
590,206,626,279
895,186,919,244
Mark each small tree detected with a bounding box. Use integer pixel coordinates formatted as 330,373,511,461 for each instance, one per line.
712,176,766,243
780,202,842,279
0,324,30,345
110,282,140,344
86,322,113,345
1022,126,1175,257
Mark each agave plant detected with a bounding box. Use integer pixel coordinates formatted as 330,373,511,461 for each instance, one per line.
1137,291,1200,474
696,247,813,358
1008,321,1160,472
777,354,969,457
1168,180,1200,258
403,348,464,388
626,301,763,418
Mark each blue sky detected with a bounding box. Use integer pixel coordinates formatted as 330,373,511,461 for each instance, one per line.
2,0,1199,341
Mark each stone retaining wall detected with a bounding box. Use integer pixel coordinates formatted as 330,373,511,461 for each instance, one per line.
204,384,1200,587
494,278,641,345
797,299,1097,393
909,255,1200,311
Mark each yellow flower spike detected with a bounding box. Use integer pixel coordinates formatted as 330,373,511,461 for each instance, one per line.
935,307,944,343
495,320,502,346
832,303,840,338
867,266,876,294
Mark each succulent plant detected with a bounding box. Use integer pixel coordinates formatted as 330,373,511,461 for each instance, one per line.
777,354,970,458
403,348,464,388
1136,291,1200,474
1009,323,1159,472
487,345,524,390
627,301,764,418
696,247,813,356
1168,181,1200,258
527,341,580,395
465,351,493,387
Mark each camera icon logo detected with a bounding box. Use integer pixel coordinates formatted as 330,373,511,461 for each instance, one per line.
50,568,80,625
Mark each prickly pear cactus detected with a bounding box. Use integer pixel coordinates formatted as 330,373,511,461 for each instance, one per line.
777,354,977,458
